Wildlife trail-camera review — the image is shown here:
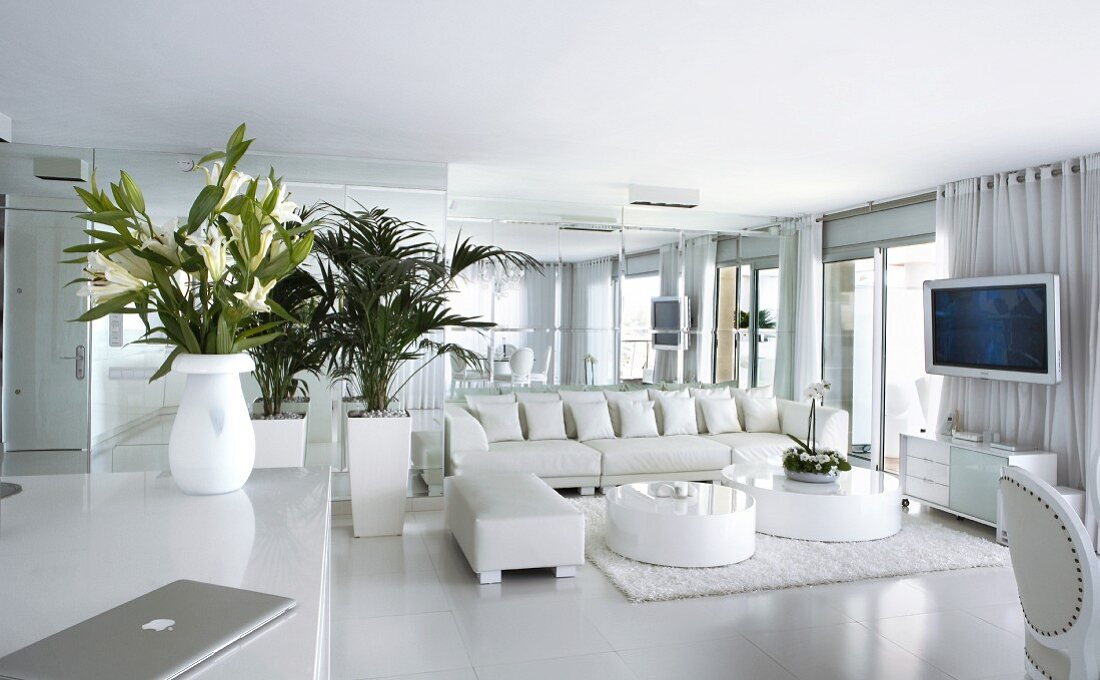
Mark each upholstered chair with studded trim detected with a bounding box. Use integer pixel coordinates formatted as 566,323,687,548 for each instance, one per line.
1000,465,1099,680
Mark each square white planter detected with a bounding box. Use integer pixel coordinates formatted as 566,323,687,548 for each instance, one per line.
347,414,411,538
253,398,310,416
252,417,307,468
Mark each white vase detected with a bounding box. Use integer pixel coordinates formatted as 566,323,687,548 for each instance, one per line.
347,414,411,537
252,416,307,468
168,353,256,495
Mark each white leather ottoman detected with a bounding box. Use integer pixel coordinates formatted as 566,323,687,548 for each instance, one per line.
444,473,585,584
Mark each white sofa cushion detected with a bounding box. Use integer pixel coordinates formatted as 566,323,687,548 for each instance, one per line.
705,431,794,465
658,395,698,436
777,399,849,453
521,400,567,441
618,401,659,438
731,385,773,425
560,390,607,439
474,402,524,443
604,390,649,436
466,393,516,411
690,386,732,433
699,397,742,434
584,435,732,476
515,391,561,404
647,387,689,400
451,440,602,477
649,388,689,431
741,394,781,433
574,403,615,442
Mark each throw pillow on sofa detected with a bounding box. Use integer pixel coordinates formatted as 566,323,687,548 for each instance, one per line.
741,394,781,433
618,400,659,438
649,388,690,431
573,403,615,441
690,386,732,433
699,397,743,434
521,400,568,441
657,395,698,436
560,390,607,439
474,402,524,443
604,390,649,436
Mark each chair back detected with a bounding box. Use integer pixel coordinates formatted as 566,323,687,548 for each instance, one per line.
509,347,535,380
449,352,466,374
1000,465,1099,677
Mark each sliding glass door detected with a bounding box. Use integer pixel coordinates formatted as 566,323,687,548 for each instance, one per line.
822,240,937,472
715,262,778,389
822,257,875,463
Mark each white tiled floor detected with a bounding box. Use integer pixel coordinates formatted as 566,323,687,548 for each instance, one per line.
330,506,1028,680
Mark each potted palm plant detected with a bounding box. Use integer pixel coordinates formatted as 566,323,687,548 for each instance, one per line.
65,124,316,495
247,264,329,468
314,205,538,537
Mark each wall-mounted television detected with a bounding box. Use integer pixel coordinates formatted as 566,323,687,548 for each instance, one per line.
923,273,1061,385
651,296,690,350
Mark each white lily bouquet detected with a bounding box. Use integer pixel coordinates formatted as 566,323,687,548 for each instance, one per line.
65,124,316,380
782,380,852,478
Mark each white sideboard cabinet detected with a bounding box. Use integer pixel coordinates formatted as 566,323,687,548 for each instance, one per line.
899,432,1058,533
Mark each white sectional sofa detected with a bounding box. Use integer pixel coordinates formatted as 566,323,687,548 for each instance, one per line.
444,383,849,491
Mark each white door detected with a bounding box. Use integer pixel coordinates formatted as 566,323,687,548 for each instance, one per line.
2,206,90,451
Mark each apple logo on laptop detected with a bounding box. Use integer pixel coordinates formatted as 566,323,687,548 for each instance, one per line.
142,619,175,632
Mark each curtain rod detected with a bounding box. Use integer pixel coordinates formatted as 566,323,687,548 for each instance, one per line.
817,192,937,223
941,164,1082,195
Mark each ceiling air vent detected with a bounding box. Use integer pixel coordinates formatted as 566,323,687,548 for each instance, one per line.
628,185,700,209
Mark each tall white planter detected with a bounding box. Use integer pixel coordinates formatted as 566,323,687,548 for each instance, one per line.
168,353,256,495
347,414,411,537
252,417,308,468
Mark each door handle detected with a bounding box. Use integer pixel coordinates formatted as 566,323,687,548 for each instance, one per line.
61,345,86,380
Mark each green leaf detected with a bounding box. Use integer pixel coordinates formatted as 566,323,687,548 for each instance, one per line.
73,291,140,322
786,433,814,455
196,150,226,166
119,171,146,214
233,331,281,352
149,347,184,382
187,185,224,231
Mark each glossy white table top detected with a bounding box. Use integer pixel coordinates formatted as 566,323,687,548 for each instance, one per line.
0,468,331,679
607,481,752,516
722,463,900,497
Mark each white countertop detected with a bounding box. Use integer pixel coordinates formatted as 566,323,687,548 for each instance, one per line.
0,468,331,679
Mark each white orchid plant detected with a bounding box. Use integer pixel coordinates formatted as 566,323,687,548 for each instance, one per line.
783,380,852,476
65,124,316,380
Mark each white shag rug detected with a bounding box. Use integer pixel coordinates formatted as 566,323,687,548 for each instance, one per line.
570,497,1010,603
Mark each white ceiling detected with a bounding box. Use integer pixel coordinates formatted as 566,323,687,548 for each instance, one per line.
3,1,1100,216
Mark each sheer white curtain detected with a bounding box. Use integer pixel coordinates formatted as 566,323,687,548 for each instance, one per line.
653,243,681,383
774,215,823,400
683,235,717,382
936,156,1100,517
564,258,615,385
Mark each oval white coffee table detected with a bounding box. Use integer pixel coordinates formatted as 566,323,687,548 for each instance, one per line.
721,463,901,542
605,481,756,567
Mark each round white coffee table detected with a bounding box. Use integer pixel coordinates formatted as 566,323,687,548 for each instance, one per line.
721,463,901,542
605,481,756,567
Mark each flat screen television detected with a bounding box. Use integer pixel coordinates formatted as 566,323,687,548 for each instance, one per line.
923,273,1061,385
651,296,690,350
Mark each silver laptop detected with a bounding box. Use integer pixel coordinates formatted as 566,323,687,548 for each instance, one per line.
0,580,296,680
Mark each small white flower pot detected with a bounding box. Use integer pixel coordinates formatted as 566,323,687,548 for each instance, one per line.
347,413,411,538
253,398,310,417
252,417,307,468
